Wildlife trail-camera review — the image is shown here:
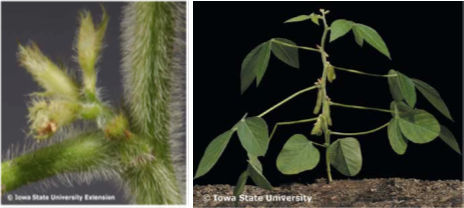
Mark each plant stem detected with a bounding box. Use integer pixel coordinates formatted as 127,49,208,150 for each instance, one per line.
319,10,333,184
257,85,317,118
333,65,397,78
330,121,390,136
1,132,111,192
311,141,327,148
330,101,392,113
268,117,318,141
271,38,320,53
121,2,182,204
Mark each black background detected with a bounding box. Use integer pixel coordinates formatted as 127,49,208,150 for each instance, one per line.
194,2,463,186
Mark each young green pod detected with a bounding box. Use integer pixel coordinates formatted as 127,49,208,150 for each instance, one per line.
327,63,336,83
313,88,322,114
18,43,79,100
323,100,332,126
311,116,324,136
76,6,109,94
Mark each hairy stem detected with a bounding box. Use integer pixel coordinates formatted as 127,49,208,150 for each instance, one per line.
121,2,183,204
330,101,392,113
270,38,320,53
269,117,318,140
333,65,396,78
257,85,317,118
1,132,112,192
330,121,390,136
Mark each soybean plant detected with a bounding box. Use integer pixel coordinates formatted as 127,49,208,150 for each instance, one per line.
195,9,460,198
2,2,185,204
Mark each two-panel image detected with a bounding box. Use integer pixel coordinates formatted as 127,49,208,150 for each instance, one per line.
1,1,462,207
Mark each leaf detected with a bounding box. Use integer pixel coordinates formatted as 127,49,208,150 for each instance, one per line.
387,118,408,155
310,13,320,25
240,41,271,94
271,38,299,68
237,117,270,156
439,125,461,154
284,13,320,25
398,109,440,144
276,134,320,174
413,78,453,121
328,137,362,176
388,70,403,102
327,64,336,83
247,154,263,173
284,14,310,23
233,171,248,196
194,129,234,179
390,101,413,118
247,160,273,190
329,19,354,42
397,72,416,107
284,13,312,23
387,70,416,107
352,26,364,46
352,23,391,59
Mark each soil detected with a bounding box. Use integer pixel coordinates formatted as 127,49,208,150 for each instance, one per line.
194,178,463,207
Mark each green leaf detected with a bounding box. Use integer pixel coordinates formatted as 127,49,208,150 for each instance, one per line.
352,26,364,46
233,171,248,196
390,101,413,118
284,13,320,25
352,23,391,59
398,109,440,144
397,72,416,107
329,19,354,42
276,134,320,175
387,70,416,107
284,14,310,23
412,78,453,121
310,14,320,25
247,160,273,190
240,41,271,94
388,70,403,102
284,14,311,23
237,117,269,156
247,154,263,173
328,137,362,176
271,38,299,68
194,129,234,179
387,118,408,155
439,125,461,154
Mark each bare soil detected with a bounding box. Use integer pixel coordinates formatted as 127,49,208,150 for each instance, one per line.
194,178,463,207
